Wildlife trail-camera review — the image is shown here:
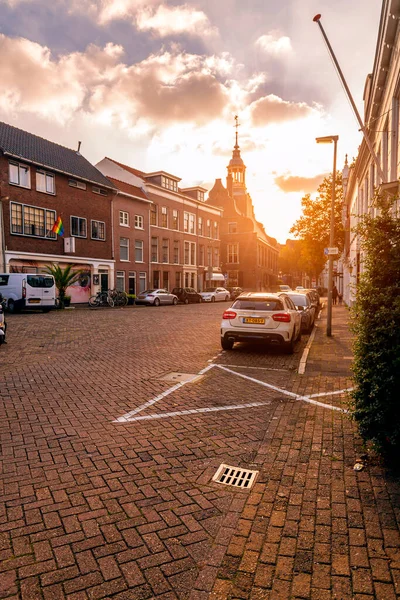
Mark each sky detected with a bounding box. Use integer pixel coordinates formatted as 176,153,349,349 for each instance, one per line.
0,0,382,243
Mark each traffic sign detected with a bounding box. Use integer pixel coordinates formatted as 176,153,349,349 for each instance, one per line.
327,247,339,255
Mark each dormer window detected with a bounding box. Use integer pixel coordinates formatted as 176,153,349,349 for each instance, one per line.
161,176,178,192
198,191,204,202
9,161,30,189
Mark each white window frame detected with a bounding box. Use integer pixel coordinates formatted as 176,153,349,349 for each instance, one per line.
9,161,31,189
116,271,125,292
91,220,106,241
172,210,179,230
69,179,87,190
184,241,196,266
173,240,180,264
139,272,147,293
227,243,239,263
70,216,87,238
120,211,129,227
135,240,144,263
135,215,144,229
151,237,159,263
120,237,129,261
161,206,168,228
162,238,169,264
36,170,55,195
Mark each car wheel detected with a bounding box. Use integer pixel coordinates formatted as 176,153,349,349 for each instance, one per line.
296,325,302,342
221,337,234,350
172,297,178,305
284,332,295,354
184,298,189,304
225,295,229,301
197,297,202,303
211,296,215,302
7,299,15,314
154,298,160,306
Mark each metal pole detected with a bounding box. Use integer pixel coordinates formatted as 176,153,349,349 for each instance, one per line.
313,14,386,184
327,139,337,337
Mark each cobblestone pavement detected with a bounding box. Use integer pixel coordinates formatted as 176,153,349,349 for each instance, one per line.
1,303,399,599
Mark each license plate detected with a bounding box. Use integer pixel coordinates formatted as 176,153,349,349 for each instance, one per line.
243,317,265,324
28,299,40,303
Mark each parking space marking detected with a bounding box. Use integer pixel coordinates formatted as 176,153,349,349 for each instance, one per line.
115,364,214,423
298,324,318,374
214,364,348,412
116,401,272,423
221,364,289,372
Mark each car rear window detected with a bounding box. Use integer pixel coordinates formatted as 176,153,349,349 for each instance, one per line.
232,298,284,311
27,275,54,288
289,294,308,306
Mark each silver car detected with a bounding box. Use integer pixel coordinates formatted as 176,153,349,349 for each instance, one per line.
135,289,178,306
200,287,231,302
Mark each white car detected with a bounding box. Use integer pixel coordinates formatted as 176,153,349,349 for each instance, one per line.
200,287,231,302
220,292,302,353
135,289,178,306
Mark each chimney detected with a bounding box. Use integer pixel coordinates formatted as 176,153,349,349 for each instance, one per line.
77,141,82,153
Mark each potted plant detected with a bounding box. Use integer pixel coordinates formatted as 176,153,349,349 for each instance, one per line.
64,295,71,308
45,264,82,309
127,294,136,305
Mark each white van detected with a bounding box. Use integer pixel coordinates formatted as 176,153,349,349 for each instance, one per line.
0,273,56,312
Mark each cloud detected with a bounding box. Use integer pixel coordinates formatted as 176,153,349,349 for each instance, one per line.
136,4,218,38
249,94,315,125
274,173,327,193
0,34,229,126
255,32,292,55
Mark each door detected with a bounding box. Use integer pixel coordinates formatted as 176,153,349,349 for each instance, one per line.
100,273,108,292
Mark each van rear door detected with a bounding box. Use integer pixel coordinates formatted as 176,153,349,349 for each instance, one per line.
26,275,56,307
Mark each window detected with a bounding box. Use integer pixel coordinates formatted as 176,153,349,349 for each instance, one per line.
116,271,125,292
228,243,239,263
162,239,169,263
150,204,157,226
91,220,105,240
92,187,107,196
173,241,180,264
135,240,144,262
71,216,87,238
214,248,219,267
120,237,129,261
198,191,204,202
184,212,189,232
139,272,147,293
228,222,237,233
161,176,178,192
199,245,205,266
214,221,219,239
69,179,87,190
162,272,169,290
161,207,168,228
120,211,129,226
184,241,196,266
206,219,211,237
135,215,143,229
184,212,195,234
36,170,55,194
151,237,158,262
198,217,203,236
9,162,30,188
172,210,179,230
207,246,212,266
10,202,56,239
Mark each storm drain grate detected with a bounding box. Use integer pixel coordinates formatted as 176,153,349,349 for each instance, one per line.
158,372,201,383
212,464,259,489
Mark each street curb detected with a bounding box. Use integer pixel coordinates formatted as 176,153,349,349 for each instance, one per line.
298,303,325,375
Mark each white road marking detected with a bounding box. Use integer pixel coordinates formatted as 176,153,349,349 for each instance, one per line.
114,364,214,423
308,388,353,399
298,324,318,375
118,401,271,423
221,364,289,372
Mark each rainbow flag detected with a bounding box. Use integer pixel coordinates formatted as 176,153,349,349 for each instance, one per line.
52,216,64,236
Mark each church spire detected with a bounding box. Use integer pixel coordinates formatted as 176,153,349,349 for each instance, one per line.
227,115,246,195
234,115,240,149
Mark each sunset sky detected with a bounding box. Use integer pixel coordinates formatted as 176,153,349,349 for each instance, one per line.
0,0,381,243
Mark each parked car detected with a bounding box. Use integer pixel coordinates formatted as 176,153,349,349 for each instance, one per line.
171,287,202,304
280,292,315,333
304,289,321,313
0,273,56,313
278,284,292,292
226,286,243,300
200,287,231,302
220,292,301,353
135,289,178,306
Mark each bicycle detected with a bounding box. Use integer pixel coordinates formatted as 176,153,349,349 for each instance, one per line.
88,290,114,308
109,289,128,307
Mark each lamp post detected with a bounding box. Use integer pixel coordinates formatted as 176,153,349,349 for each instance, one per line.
316,135,338,337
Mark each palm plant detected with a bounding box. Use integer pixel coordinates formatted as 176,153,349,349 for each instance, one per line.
45,264,82,309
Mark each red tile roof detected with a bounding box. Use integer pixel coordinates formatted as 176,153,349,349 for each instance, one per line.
107,177,149,200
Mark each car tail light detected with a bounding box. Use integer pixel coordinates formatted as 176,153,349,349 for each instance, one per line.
22,281,26,299
222,310,237,320
147,294,154,297
272,312,291,322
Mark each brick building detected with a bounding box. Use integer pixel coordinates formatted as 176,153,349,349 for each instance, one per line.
207,130,279,291
0,121,117,304
96,158,223,292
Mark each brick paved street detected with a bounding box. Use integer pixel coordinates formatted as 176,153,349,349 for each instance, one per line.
1,303,399,599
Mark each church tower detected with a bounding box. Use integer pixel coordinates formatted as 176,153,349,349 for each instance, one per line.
227,116,249,216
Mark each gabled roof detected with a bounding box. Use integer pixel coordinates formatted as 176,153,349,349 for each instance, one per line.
104,157,145,178
107,177,150,202
0,121,116,189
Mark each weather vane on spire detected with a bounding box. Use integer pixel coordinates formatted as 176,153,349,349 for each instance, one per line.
234,115,240,148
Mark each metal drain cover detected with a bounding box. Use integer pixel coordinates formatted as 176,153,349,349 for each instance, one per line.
159,372,201,383
212,464,259,489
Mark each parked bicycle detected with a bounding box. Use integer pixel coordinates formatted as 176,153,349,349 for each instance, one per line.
109,289,128,307
88,290,115,308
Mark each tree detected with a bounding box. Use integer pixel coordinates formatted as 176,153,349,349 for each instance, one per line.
350,196,400,460
45,264,82,309
290,173,345,280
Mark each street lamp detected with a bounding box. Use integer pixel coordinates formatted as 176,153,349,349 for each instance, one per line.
316,134,338,337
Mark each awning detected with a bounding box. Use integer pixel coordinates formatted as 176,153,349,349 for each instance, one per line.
207,273,225,281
